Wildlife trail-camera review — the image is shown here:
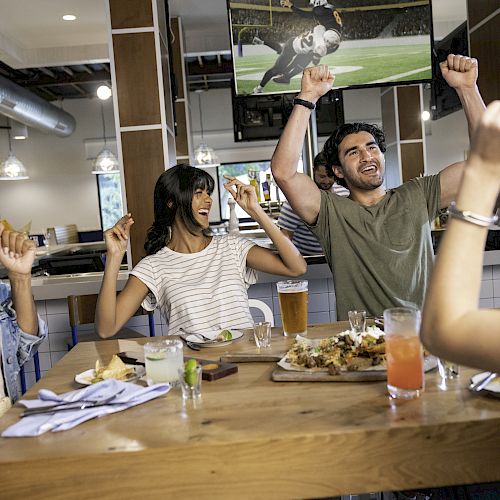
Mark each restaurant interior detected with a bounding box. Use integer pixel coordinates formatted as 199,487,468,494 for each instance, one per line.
0,1,499,498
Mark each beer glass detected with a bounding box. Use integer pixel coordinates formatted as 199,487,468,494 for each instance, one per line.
384,307,424,400
276,280,308,336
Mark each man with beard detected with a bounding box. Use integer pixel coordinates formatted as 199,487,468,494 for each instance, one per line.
271,55,486,320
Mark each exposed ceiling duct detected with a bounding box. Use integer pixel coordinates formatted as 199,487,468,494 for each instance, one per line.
0,75,76,137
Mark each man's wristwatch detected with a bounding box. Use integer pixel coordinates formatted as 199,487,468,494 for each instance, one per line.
292,97,316,110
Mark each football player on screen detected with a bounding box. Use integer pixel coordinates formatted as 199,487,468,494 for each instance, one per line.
279,0,343,70
253,28,340,93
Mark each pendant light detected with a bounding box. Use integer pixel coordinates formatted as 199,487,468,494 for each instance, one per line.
193,90,219,168
92,101,119,174
0,127,29,180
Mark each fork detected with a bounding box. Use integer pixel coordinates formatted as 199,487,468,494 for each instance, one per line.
21,388,126,417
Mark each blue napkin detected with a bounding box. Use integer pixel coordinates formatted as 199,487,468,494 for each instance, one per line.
2,379,170,437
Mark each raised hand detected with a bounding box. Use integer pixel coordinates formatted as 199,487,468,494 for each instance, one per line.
223,175,260,215
298,64,335,103
280,0,293,8
469,100,500,178
440,54,478,90
0,224,36,276
104,213,134,256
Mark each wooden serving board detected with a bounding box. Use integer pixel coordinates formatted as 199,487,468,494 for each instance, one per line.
271,356,438,383
117,351,238,381
220,352,284,363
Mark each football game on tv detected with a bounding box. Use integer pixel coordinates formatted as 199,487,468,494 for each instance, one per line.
228,0,433,96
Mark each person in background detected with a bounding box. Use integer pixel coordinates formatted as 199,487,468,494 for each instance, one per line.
271,55,485,319
96,164,306,338
0,223,47,414
277,151,347,255
421,101,500,373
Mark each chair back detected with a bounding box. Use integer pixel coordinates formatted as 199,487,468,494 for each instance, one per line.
248,299,275,326
67,293,155,346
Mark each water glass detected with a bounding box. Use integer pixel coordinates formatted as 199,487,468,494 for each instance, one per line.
253,321,272,348
144,339,183,386
276,280,308,336
437,358,460,380
178,365,202,400
348,310,366,333
384,307,424,400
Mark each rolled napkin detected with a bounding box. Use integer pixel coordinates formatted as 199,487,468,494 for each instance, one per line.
2,379,170,437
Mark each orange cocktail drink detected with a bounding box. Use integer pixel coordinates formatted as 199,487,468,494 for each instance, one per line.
384,307,424,399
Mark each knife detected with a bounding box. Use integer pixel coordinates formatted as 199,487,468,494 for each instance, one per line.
470,372,497,392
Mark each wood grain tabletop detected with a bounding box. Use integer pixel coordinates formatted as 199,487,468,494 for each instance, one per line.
1,322,499,499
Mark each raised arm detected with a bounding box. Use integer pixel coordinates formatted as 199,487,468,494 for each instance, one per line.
0,224,38,335
224,176,306,277
271,65,334,224
438,54,487,208
421,101,500,373
95,214,149,338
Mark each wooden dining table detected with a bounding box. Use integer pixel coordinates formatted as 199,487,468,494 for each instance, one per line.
1,322,499,499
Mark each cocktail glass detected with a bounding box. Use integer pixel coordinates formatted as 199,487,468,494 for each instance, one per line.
384,307,424,400
144,339,183,386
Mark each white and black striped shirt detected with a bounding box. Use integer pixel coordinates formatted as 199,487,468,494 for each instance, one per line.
130,234,257,335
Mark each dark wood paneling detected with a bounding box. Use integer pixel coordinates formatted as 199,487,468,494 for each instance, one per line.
113,32,161,127
109,0,153,29
381,90,397,144
121,129,165,265
175,101,189,158
469,14,500,106
397,86,422,141
171,18,185,100
401,142,424,182
467,0,498,30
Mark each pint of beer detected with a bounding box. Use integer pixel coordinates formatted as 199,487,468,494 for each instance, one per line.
276,280,308,336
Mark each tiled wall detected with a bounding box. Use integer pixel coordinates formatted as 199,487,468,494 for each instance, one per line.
21,265,500,391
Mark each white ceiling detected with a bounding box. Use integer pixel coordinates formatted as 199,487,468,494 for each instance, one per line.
0,0,467,68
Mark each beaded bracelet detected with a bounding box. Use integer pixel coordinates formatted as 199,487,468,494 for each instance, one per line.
448,202,499,228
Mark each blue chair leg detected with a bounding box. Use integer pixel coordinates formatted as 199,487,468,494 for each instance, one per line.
148,313,156,337
34,352,41,381
19,365,27,395
71,325,79,348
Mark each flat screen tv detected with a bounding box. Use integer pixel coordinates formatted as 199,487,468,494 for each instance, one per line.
227,0,433,96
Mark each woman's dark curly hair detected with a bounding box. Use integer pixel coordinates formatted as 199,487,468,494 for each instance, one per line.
144,164,215,255
322,123,386,188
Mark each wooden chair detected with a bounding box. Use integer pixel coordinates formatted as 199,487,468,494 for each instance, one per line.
67,293,156,348
49,224,79,245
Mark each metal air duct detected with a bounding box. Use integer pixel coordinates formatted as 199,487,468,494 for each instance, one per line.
0,75,76,137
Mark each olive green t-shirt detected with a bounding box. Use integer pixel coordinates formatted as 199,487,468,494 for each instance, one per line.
309,175,441,320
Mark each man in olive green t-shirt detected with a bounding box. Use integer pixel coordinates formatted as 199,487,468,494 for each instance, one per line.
271,55,486,319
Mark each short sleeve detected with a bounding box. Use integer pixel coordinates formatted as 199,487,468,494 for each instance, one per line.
130,257,159,311
227,234,258,286
307,191,333,259
413,174,441,221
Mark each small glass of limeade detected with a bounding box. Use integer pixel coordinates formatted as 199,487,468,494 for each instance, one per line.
144,339,184,386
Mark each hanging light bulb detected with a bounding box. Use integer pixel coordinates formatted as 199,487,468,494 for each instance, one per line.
92,102,119,174
0,127,29,180
193,91,219,168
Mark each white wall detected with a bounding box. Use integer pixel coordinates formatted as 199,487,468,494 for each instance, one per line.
0,98,115,234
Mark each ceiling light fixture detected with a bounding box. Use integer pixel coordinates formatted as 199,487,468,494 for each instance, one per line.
62,14,77,21
10,119,28,140
193,91,219,168
92,102,119,175
0,127,29,180
97,85,112,101
421,110,431,121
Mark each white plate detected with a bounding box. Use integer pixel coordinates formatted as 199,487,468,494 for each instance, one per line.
470,372,500,397
75,365,145,385
185,330,244,348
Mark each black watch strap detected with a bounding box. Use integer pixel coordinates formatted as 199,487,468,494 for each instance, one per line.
293,97,316,110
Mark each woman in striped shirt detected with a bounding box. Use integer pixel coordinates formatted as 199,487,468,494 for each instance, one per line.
95,164,306,337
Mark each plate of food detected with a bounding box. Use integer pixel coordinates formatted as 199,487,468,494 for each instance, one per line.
75,354,146,385
273,327,437,382
470,372,500,398
184,329,244,348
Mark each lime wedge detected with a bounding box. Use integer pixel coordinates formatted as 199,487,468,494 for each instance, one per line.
146,352,166,361
217,329,233,341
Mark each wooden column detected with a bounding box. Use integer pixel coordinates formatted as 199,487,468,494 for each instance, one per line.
106,0,176,266
467,1,499,106
381,84,426,189
170,17,193,164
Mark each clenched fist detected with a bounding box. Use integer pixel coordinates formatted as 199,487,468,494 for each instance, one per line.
280,0,293,8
